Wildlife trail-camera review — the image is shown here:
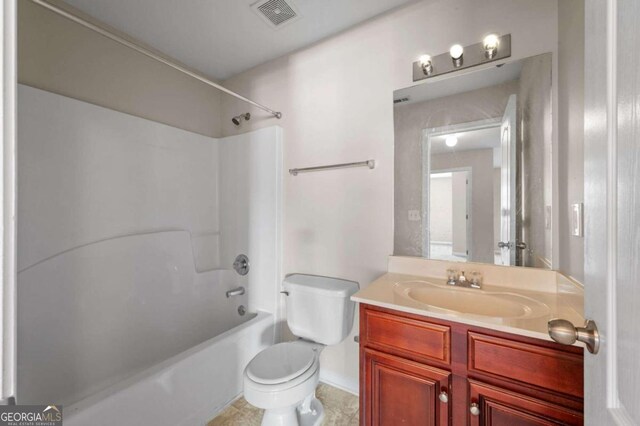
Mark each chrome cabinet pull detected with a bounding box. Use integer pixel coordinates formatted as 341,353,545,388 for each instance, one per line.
548,319,600,354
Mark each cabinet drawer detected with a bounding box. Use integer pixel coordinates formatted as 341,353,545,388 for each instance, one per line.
362,308,450,365
468,332,583,398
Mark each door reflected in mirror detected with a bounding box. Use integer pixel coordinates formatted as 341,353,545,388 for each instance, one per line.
394,53,553,268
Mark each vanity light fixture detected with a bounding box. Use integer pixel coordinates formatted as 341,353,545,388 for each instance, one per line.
483,34,500,58
449,44,464,67
419,54,433,75
445,135,458,147
412,34,511,82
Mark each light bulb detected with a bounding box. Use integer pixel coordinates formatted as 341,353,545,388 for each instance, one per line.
483,34,499,58
445,135,458,147
419,54,433,75
449,44,463,59
449,44,463,67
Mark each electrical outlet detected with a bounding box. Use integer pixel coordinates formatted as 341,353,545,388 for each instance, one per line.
408,210,421,221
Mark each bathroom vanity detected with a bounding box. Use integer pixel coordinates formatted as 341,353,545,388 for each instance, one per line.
383,44,589,425
353,257,585,425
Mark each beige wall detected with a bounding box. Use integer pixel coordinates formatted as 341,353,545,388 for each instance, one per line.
558,0,585,282
219,0,558,392
18,0,223,138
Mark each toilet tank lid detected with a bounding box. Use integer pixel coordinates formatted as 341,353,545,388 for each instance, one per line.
284,274,359,297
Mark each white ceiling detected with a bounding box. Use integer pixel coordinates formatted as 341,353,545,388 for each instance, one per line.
430,127,501,154
431,126,502,168
61,0,416,80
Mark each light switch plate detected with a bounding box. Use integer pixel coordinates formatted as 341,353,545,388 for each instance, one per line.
571,203,583,237
408,210,421,221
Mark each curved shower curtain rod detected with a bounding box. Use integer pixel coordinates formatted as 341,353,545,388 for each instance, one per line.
30,0,283,120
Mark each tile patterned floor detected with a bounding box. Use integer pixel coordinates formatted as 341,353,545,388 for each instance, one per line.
208,383,359,426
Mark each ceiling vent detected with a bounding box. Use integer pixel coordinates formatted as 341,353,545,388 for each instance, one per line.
251,0,301,29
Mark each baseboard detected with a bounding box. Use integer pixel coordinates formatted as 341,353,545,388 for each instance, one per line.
319,369,359,396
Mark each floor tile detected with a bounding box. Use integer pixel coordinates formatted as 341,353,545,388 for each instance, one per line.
208,383,358,425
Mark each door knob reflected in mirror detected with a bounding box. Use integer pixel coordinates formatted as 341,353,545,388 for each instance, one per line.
497,241,510,249
548,318,600,354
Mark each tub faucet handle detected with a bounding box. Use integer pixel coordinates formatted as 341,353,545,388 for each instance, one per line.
233,254,250,276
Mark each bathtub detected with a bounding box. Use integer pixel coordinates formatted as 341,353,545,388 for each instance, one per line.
17,231,276,424
65,311,274,426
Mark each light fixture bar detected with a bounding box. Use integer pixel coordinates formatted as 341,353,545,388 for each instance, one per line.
412,34,511,82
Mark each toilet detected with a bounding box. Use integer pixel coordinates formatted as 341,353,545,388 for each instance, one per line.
243,274,359,426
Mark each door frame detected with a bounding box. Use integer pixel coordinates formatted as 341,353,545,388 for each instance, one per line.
0,0,17,405
421,118,500,260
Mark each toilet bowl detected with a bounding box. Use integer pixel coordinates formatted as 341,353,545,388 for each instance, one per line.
243,274,359,426
244,341,325,426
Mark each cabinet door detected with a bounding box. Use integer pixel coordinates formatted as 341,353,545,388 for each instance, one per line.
468,380,583,426
362,348,450,426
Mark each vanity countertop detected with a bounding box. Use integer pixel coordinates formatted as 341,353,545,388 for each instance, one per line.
352,271,585,344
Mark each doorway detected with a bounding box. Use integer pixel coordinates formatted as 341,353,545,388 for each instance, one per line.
428,169,471,262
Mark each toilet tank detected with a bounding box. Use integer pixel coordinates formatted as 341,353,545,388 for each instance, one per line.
283,274,359,345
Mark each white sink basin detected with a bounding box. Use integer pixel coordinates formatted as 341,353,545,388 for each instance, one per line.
393,280,549,319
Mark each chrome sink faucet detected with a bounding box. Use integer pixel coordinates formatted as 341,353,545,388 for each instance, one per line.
446,269,482,289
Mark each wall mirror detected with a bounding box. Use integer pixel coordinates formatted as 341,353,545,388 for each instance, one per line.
394,53,554,268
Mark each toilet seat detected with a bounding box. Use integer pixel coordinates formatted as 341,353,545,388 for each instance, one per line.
246,342,316,385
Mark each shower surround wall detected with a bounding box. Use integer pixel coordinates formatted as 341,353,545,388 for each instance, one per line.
17,85,282,406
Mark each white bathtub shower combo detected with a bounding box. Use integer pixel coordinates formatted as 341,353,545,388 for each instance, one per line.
17,86,283,425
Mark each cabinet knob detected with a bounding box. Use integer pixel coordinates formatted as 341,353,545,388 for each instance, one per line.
470,402,480,416
438,391,448,403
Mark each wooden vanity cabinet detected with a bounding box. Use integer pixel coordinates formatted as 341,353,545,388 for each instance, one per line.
362,348,451,426
359,305,584,426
